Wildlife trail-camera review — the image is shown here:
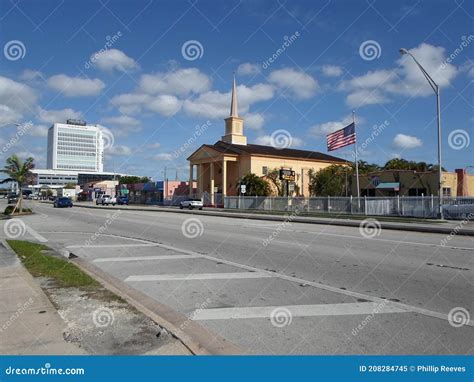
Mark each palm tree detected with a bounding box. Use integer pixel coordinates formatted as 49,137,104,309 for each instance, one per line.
0,155,35,214
237,173,271,196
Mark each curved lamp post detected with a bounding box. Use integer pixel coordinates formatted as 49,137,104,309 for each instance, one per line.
400,48,443,219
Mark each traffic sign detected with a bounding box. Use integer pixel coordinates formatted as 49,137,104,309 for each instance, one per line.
240,184,246,194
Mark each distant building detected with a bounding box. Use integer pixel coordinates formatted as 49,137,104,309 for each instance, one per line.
352,169,474,197
47,119,104,172
187,77,346,205
117,180,196,205
31,169,125,187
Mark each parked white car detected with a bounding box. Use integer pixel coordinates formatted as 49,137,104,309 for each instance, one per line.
96,195,116,206
180,199,203,210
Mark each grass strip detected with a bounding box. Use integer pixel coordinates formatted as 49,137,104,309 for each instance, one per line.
7,240,100,289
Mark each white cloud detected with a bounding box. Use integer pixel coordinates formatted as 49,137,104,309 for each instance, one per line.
237,62,261,76
0,105,23,125
37,107,82,124
139,68,211,96
245,113,265,130
28,124,49,137
339,43,458,107
268,68,318,99
146,95,182,117
102,115,140,127
47,74,105,97
392,134,422,149
154,153,173,161
0,76,37,124
254,135,303,147
309,115,366,136
148,142,161,149
108,145,132,156
321,65,343,77
110,93,150,115
183,83,274,119
101,115,141,137
346,89,390,108
92,49,138,73
19,69,44,82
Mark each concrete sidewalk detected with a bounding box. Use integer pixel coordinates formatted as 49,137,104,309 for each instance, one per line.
70,202,474,236
0,240,84,355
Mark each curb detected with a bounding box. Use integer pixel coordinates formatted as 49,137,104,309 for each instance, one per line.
67,254,243,355
71,203,474,237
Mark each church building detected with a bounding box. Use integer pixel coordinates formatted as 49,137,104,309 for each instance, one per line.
187,77,347,206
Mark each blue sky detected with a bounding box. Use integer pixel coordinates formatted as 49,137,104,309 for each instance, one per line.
0,0,472,180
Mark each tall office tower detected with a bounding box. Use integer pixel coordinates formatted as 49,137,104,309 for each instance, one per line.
47,119,104,172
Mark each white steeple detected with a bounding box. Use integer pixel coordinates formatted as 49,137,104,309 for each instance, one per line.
221,75,247,145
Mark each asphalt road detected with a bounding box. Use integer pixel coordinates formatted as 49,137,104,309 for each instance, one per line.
1,200,473,354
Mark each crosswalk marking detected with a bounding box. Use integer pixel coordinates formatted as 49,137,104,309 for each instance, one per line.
93,254,202,263
125,272,273,282
191,302,409,321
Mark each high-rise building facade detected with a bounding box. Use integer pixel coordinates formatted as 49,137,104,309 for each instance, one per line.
47,120,104,172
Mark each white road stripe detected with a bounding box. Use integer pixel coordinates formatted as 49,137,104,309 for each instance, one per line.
93,254,202,262
67,243,159,249
126,272,273,282
192,302,409,321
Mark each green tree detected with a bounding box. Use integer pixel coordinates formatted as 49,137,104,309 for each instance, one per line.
308,165,349,196
119,176,150,184
64,182,76,189
238,173,271,196
0,155,35,214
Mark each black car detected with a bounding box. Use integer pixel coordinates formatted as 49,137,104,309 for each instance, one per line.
54,197,73,208
7,193,18,204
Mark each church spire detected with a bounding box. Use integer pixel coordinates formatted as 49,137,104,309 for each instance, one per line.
221,74,247,145
230,74,238,117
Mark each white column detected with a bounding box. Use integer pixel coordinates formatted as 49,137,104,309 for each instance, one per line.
189,164,193,197
210,162,215,206
222,160,227,197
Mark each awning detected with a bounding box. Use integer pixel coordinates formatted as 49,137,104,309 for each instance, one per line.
376,182,400,191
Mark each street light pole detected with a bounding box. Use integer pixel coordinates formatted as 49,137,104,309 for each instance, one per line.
399,48,443,219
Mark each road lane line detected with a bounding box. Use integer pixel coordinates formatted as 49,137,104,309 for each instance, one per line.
192,302,408,321
125,272,274,282
93,254,202,262
25,226,48,243
68,243,159,249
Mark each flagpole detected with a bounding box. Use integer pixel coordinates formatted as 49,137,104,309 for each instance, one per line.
353,110,360,208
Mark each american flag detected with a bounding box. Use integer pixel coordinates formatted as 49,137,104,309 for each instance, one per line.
326,122,356,151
